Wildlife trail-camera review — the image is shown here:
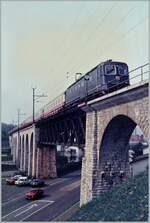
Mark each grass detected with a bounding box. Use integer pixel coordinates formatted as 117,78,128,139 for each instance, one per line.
69,169,148,221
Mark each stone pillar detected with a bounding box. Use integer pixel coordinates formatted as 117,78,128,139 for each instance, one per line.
80,111,98,207
23,146,27,173
12,137,16,164
32,127,39,177
36,146,57,179
32,147,36,176
36,147,43,178
28,143,31,176
16,136,19,167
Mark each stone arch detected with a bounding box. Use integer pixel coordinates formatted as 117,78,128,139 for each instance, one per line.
28,133,33,176
25,134,29,174
98,114,139,192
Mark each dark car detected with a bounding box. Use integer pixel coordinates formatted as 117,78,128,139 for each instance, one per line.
30,179,45,187
26,189,44,200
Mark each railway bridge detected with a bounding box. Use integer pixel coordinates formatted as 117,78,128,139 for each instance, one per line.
10,64,149,206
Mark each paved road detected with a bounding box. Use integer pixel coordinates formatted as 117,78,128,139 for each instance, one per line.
2,170,81,221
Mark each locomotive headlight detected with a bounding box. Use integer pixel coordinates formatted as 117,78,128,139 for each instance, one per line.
116,75,120,80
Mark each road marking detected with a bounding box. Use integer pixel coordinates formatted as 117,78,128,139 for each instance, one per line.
2,194,24,206
52,201,79,221
47,178,66,186
20,201,54,221
60,180,80,192
2,201,35,219
38,199,54,202
15,204,38,217
2,179,65,206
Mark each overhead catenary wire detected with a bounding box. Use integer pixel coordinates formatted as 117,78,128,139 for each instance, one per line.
44,14,148,105
50,2,106,74
67,5,137,75
69,15,148,79
33,5,148,115
48,4,138,92
46,2,118,96
54,2,117,77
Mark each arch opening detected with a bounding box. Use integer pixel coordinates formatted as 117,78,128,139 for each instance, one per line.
98,114,148,192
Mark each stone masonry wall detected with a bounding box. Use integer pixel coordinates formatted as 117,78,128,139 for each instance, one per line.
36,146,57,179
80,95,148,206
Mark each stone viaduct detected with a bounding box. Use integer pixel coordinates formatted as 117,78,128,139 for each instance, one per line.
10,80,149,206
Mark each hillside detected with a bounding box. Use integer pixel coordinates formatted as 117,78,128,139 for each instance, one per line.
70,169,148,221
1,123,16,147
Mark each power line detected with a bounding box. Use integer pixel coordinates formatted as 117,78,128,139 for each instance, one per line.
69,15,148,78
68,5,137,74
55,2,117,75
47,2,117,95
33,7,148,109
49,2,86,73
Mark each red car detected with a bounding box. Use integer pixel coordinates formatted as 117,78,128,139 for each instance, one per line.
26,189,44,200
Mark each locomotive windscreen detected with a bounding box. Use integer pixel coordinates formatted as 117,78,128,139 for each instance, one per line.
105,63,128,76
105,65,116,75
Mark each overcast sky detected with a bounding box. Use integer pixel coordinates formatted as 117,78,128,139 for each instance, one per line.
1,0,149,124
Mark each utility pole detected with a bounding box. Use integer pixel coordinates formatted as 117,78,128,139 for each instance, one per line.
32,87,47,123
17,109,26,134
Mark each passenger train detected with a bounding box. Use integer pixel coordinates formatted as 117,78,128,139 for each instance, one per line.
21,59,129,125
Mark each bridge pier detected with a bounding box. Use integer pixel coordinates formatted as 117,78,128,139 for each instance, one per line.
80,82,148,206
35,146,57,179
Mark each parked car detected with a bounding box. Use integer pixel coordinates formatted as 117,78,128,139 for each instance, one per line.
6,177,16,185
15,177,30,186
26,189,44,200
6,175,22,185
12,175,23,180
30,179,45,187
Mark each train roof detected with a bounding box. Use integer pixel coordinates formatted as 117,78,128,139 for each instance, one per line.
66,60,128,90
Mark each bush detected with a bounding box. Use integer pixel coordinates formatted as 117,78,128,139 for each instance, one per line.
70,169,148,221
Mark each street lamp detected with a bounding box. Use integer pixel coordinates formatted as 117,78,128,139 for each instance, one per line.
32,87,47,123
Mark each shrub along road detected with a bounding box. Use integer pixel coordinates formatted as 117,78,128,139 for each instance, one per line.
69,169,148,221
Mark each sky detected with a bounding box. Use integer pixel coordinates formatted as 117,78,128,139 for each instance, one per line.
1,0,149,124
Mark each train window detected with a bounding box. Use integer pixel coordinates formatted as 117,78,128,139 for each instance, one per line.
116,65,125,75
105,65,116,75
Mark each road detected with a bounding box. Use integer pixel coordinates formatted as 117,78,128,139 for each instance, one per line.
2,170,81,221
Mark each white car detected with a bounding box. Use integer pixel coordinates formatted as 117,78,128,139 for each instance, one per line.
15,177,30,186
13,175,22,180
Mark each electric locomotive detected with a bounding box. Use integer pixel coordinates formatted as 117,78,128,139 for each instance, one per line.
65,59,129,105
